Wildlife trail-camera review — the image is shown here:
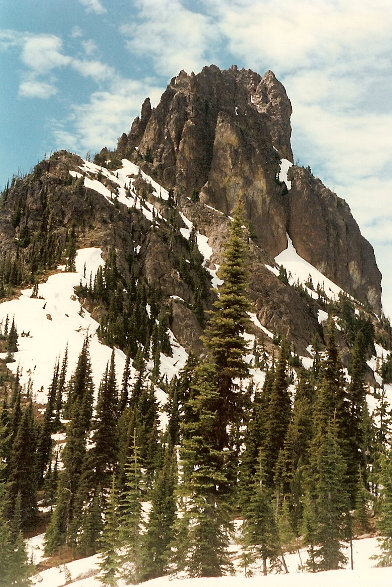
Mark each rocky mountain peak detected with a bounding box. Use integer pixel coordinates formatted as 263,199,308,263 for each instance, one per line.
112,65,381,314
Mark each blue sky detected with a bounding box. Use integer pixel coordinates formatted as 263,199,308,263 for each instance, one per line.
1,0,392,316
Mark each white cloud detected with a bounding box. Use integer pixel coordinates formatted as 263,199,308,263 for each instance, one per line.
21,35,71,73
291,105,392,183
205,0,392,73
71,58,115,81
121,0,219,76
79,0,107,14
52,78,162,153
82,39,98,56
0,29,24,49
1,30,117,97
18,78,58,99
71,26,83,39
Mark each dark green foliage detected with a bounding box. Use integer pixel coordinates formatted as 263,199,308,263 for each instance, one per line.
202,201,251,446
45,339,95,551
309,421,350,571
36,360,59,484
65,226,77,271
313,322,348,438
375,450,392,566
337,295,375,355
7,318,18,354
278,265,289,285
119,435,144,584
264,341,291,485
175,362,233,577
44,481,70,555
142,446,177,581
345,331,369,504
99,477,121,586
76,248,167,359
242,452,281,576
91,351,119,485
7,401,38,531
381,353,392,384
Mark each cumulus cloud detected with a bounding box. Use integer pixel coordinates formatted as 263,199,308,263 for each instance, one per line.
21,35,71,72
71,58,115,81
121,0,219,76
0,30,118,98
79,0,107,15
204,0,392,73
18,78,58,99
71,26,84,39
52,78,162,153
82,39,98,56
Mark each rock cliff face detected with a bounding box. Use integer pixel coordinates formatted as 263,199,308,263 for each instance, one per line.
116,65,381,314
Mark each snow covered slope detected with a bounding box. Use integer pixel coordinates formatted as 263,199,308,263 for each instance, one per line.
274,234,346,301
0,248,128,402
29,535,392,586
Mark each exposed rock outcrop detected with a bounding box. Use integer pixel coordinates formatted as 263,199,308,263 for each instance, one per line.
114,65,381,313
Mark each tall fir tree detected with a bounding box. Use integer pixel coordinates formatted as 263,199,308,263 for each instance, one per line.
99,476,121,587
45,338,95,552
175,362,233,577
119,433,144,585
201,199,251,449
91,350,119,485
37,360,59,485
7,400,38,531
264,340,291,486
142,445,177,581
309,420,350,571
346,331,368,504
375,449,392,566
241,450,282,576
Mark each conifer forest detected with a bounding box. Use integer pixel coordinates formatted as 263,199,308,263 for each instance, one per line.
1,193,392,586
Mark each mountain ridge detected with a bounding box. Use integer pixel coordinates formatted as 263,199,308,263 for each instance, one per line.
109,64,381,314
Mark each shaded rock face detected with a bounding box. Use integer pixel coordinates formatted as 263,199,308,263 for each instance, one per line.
287,166,381,313
117,65,381,313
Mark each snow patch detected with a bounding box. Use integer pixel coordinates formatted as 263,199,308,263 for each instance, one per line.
275,234,346,302
279,158,293,190
318,309,329,323
0,248,127,401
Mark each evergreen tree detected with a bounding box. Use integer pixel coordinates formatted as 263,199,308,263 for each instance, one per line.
175,362,233,577
301,491,318,573
91,351,118,485
44,480,70,555
119,353,131,413
7,401,38,530
346,331,368,504
314,322,348,439
119,434,144,584
53,346,68,431
241,450,281,576
36,360,59,484
99,476,121,586
264,340,291,485
142,446,177,581
46,339,94,551
310,420,350,570
375,450,392,566
78,486,103,557
201,199,251,448
7,317,18,354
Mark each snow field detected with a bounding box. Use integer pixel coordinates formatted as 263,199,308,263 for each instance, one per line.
28,535,392,587
274,234,345,302
0,248,129,401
